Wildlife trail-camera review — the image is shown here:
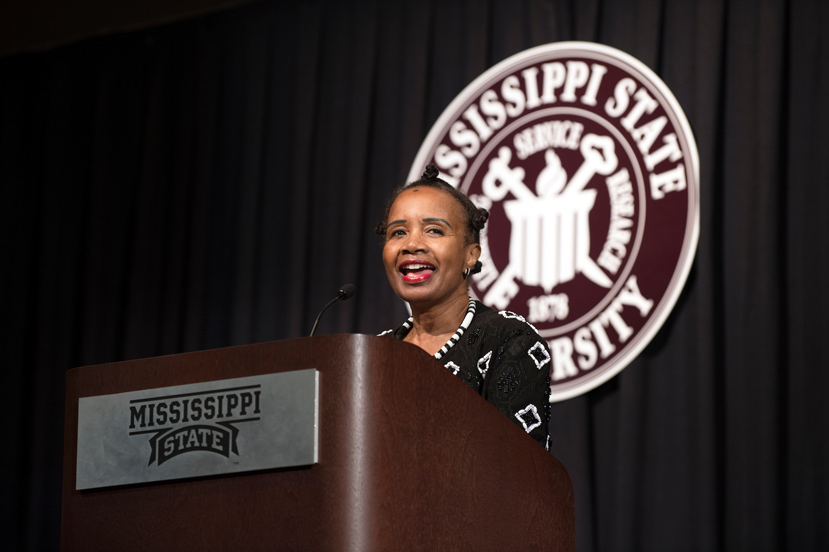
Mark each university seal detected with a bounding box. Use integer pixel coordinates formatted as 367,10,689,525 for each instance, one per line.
408,42,699,401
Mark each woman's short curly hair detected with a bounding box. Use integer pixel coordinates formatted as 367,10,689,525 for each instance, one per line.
375,164,489,274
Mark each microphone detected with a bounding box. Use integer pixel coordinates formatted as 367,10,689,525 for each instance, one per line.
309,284,357,337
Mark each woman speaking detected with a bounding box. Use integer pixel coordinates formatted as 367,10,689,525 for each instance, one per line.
377,165,553,449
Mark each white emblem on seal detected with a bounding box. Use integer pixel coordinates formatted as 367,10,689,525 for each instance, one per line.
481,134,618,310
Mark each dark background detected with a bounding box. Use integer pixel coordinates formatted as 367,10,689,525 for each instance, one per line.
1,0,827,550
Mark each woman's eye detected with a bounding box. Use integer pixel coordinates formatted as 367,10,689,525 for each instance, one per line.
389,228,405,237
427,227,444,235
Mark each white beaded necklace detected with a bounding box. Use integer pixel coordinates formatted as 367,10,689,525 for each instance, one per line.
399,297,477,360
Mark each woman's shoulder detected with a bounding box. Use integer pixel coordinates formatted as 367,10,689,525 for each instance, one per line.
378,318,412,340
467,302,549,362
472,301,542,337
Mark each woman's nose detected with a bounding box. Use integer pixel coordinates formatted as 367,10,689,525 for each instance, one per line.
403,230,426,253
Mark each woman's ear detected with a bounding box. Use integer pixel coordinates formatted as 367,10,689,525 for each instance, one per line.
466,243,481,269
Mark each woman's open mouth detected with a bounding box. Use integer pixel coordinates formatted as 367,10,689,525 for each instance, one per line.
399,261,435,283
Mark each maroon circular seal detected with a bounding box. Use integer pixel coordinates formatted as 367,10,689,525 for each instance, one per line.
408,42,699,402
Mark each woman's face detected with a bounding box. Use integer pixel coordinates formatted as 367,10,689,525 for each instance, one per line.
382,187,480,309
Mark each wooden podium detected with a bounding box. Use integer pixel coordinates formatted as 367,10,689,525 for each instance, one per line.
61,335,574,551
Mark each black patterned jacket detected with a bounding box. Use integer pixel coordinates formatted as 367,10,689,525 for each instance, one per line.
382,300,552,449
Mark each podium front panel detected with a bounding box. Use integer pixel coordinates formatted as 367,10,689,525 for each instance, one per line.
61,335,574,551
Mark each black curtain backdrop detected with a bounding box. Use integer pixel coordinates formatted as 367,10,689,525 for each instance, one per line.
1,0,827,550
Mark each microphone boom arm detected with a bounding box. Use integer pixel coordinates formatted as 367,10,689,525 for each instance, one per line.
309,284,356,337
